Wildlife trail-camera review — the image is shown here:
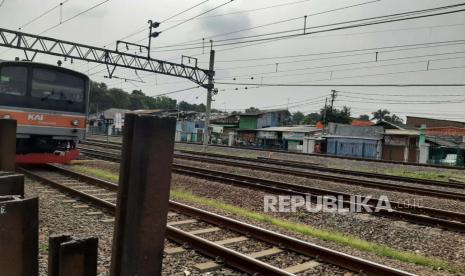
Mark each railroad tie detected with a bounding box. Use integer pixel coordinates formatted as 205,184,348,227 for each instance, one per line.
81,189,104,193
167,219,197,226
283,261,320,274
72,204,89,209
165,234,248,256
167,212,178,217
188,227,221,235
214,236,248,245
194,247,283,272
62,199,77,203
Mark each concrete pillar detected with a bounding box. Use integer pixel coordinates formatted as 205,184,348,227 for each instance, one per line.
228,132,234,147
419,143,430,164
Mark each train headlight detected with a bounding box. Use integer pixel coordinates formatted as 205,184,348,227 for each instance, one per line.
71,119,80,126
2,114,11,119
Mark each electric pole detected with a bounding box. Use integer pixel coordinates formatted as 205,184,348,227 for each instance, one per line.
323,97,328,126
329,89,337,113
203,49,215,151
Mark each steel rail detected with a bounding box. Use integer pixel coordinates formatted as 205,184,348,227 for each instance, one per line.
18,164,415,275
81,140,465,188
79,146,465,201
78,148,465,232
83,138,465,171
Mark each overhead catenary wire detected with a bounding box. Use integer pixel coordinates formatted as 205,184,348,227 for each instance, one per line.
151,86,201,97
163,0,313,23
18,0,71,30
38,0,111,35
150,4,465,53
154,0,381,49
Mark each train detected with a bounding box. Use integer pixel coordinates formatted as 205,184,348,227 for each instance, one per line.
0,60,90,163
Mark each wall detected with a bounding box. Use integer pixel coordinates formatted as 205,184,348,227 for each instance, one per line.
239,116,257,129
328,123,384,139
327,137,380,159
407,116,465,128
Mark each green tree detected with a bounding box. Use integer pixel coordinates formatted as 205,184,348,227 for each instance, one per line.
245,107,260,113
358,114,370,121
292,111,305,124
371,109,391,121
303,112,321,125
322,106,352,124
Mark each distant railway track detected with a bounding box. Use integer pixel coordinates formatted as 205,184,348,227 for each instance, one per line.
80,141,465,200
18,164,413,276
79,147,465,233
86,136,465,171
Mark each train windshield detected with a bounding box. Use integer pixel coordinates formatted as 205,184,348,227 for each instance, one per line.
31,68,86,113
0,66,28,96
1,64,87,113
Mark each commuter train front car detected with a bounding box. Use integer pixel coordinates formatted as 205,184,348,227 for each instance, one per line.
0,61,89,163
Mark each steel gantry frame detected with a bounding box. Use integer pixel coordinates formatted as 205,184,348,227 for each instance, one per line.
0,27,214,88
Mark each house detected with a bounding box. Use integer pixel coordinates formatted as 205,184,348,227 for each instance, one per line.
406,117,465,166
88,108,131,135
255,126,321,151
407,116,465,128
210,114,240,144
236,109,291,145
325,123,384,159
374,120,419,162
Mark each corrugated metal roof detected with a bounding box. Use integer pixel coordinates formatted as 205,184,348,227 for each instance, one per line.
385,129,419,136
256,126,320,133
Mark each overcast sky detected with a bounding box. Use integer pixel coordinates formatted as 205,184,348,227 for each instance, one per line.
1,0,464,121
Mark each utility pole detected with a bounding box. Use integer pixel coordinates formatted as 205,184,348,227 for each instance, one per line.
203,49,215,151
329,89,337,113
322,97,328,126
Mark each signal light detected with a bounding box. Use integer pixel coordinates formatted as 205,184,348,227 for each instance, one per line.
151,32,161,38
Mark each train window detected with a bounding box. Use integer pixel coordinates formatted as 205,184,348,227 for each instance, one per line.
0,66,27,96
31,68,84,103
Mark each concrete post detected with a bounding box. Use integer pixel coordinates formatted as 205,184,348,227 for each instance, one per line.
110,114,176,276
0,119,17,172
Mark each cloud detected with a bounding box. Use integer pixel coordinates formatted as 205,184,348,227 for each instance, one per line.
197,7,252,39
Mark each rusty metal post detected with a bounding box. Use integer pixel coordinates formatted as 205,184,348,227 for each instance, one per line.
0,196,38,276
110,114,176,276
59,237,98,276
0,119,17,172
48,235,98,276
0,174,24,197
48,234,73,276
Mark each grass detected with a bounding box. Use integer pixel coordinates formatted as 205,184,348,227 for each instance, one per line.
170,189,455,272
72,166,119,183
73,164,459,272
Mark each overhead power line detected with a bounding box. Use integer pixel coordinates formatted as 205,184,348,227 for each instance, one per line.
110,0,213,46
151,86,201,97
215,82,465,87
18,0,71,30
161,0,235,33
164,0,313,23
155,0,381,49
151,4,465,53
213,39,465,63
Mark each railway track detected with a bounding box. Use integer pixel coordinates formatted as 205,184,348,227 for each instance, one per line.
18,164,414,276
80,141,465,201
86,136,465,171
79,147,465,233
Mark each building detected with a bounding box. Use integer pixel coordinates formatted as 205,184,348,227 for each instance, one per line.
255,126,321,151
406,116,465,128
236,109,291,146
325,123,384,159
375,120,419,162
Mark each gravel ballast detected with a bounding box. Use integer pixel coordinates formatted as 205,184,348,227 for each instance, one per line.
70,159,465,275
